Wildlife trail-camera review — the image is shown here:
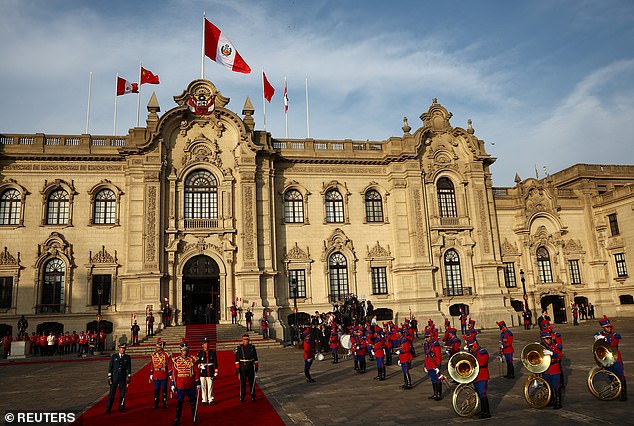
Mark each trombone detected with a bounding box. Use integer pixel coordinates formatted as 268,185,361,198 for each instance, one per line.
447,351,480,417
520,343,552,408
587,339,621,400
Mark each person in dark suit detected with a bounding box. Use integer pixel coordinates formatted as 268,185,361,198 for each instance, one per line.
106,343,132,413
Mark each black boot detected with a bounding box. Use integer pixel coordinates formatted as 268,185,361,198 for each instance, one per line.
507,363,515,379
479,396,491,418
402,375,409,389
153,389,160,409
375,368,382,380
190,400,198,425
173,402,182,426
405,373,412,389
620,379,627,401
379,366,386,381
428,383,437,398
552,388,562,409
305,368,316,383
354,360,359,371
434,382,443,401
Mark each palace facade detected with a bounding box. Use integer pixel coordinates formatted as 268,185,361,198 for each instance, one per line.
1,79,633,341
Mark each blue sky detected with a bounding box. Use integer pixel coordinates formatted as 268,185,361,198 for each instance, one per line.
1,0,633,186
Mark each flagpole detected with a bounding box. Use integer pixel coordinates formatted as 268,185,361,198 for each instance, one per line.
113,73,118,136
305,77,310,138
262,69,267,132
136,62,142,127
284,76,288,138
85,71,93,134
201,12,206,79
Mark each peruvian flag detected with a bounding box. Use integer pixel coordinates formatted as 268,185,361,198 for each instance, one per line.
263,71,275,102
116,77,138,95
283,79,288,112
140,67,160,84
204,18,251,74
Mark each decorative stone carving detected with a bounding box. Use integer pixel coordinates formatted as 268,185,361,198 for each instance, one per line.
182,137,223,169
0,247,18,265
38,232,73,265
322,228,356,261
501,238,520,256
563,239,584,254
90,246,117,264
367,241,391,259
606,237,624,250
284,243,310,261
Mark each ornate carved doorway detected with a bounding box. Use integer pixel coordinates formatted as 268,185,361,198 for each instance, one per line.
182,255,220,324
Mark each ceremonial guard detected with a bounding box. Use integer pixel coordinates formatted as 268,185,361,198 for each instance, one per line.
171,342,200,425
423,331,442,399
245,309,254,332
497,321,515,378
522,309,532,330
131,321,140,345
595,315,627,401
106,343,132,413
197,338,218,406
459,309,468,335
329,326,339,364
147,311,155,336
465,333,491,418
303,328,316,383
17,315,28,338
235,334,259,402
230,303,238,324
540,330,563,409
150,339,171,409
398,332,413,389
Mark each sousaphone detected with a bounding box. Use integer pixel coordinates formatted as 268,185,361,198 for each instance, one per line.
520,343,552,408
587,339,622,400
448,351,480,417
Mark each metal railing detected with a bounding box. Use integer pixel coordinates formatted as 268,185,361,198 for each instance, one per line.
442,287,473,297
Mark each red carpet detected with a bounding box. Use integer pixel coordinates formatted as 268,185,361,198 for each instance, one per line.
76,325,283,426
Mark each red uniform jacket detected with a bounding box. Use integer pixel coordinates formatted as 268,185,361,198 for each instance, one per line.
150,350,172,380
399,340,413,363
374,340,385,358
423,340,441,370
329,333,339,349
471,347,489,382
171,354,200,389
542,341,562,375
500,329,514,354
303,338,315,361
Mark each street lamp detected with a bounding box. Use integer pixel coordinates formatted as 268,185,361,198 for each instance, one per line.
290,276,298,345
520,269,530,324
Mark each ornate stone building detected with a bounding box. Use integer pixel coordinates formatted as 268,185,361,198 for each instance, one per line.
1,79,632,340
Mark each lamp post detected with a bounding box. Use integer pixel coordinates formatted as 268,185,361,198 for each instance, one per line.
291,276,298,345
520,269,530,324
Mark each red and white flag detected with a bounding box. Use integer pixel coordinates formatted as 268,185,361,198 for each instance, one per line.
283,79,288,112
263,71,275,102
116,77,138,95
140,67,160,85
204,18,251,74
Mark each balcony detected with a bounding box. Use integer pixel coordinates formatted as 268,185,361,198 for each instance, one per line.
36,304,66,314
184,218,219,229
442,287,473,297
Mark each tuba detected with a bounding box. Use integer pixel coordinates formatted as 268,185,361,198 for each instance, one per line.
587,339,622,400
521,343,552,408
448,351,480,417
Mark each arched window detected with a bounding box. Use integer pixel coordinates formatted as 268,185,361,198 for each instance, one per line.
184,170,218,219
444,249,463,296
329,252,349,301
437,177,457,218
284,189,304,223
0,188,21,225
46,189,69,225
93,189,116,224
365,190,383,222
537,247,553,283
325,190,344,223
41,258,65,313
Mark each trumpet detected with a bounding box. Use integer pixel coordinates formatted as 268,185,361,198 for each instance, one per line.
448,351,480,417
587,339,622,400
520,343,551,408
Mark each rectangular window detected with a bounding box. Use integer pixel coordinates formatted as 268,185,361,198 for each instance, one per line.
0,277,13,308
91,274,112,306
371,267,388,294
608,213,619,236
503,262,517,288
569,260,582,284
615,253,628,277
288,270,306,298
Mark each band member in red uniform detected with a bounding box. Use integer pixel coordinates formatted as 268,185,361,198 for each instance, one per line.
459,309,468,335
303,328,316,383
197,338,218,406
465,333,491,418
329,327,339,364
398,332,413,389
106,343,131,413
352,328,368,374
595,315,627,401
540,330,562,409
497,321,514,378
444,328,461,357
150,339,171,409
170,342,200,425
373,333,386,381
423,331,442,399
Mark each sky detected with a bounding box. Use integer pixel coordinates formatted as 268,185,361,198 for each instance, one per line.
1,0,633,186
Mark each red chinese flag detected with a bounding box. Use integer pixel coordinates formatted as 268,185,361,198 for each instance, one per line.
263,71,275,102
140,67,160,85
116,77,138,96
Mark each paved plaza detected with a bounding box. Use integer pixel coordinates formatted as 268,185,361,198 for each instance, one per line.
1,317,632,425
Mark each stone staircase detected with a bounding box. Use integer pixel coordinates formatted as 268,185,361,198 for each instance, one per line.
124,324,282,356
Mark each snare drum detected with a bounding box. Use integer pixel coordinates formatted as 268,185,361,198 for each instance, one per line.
339,334,352,350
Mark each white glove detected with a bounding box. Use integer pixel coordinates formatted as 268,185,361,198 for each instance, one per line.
149,374,153,381
543,349,553,356
463,345,469,351
424,367,428,373
171,386,176,393
434,368,440,374
594,334,606,341
397,360,401,366
200,365,205,370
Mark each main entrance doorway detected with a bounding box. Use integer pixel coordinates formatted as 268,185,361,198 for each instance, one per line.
182,255,220,324
541,295,567,324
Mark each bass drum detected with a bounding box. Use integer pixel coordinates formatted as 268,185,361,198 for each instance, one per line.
524,374,552,408
339,334,352,350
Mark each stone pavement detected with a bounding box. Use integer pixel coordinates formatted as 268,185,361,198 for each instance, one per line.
1,318,632,425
